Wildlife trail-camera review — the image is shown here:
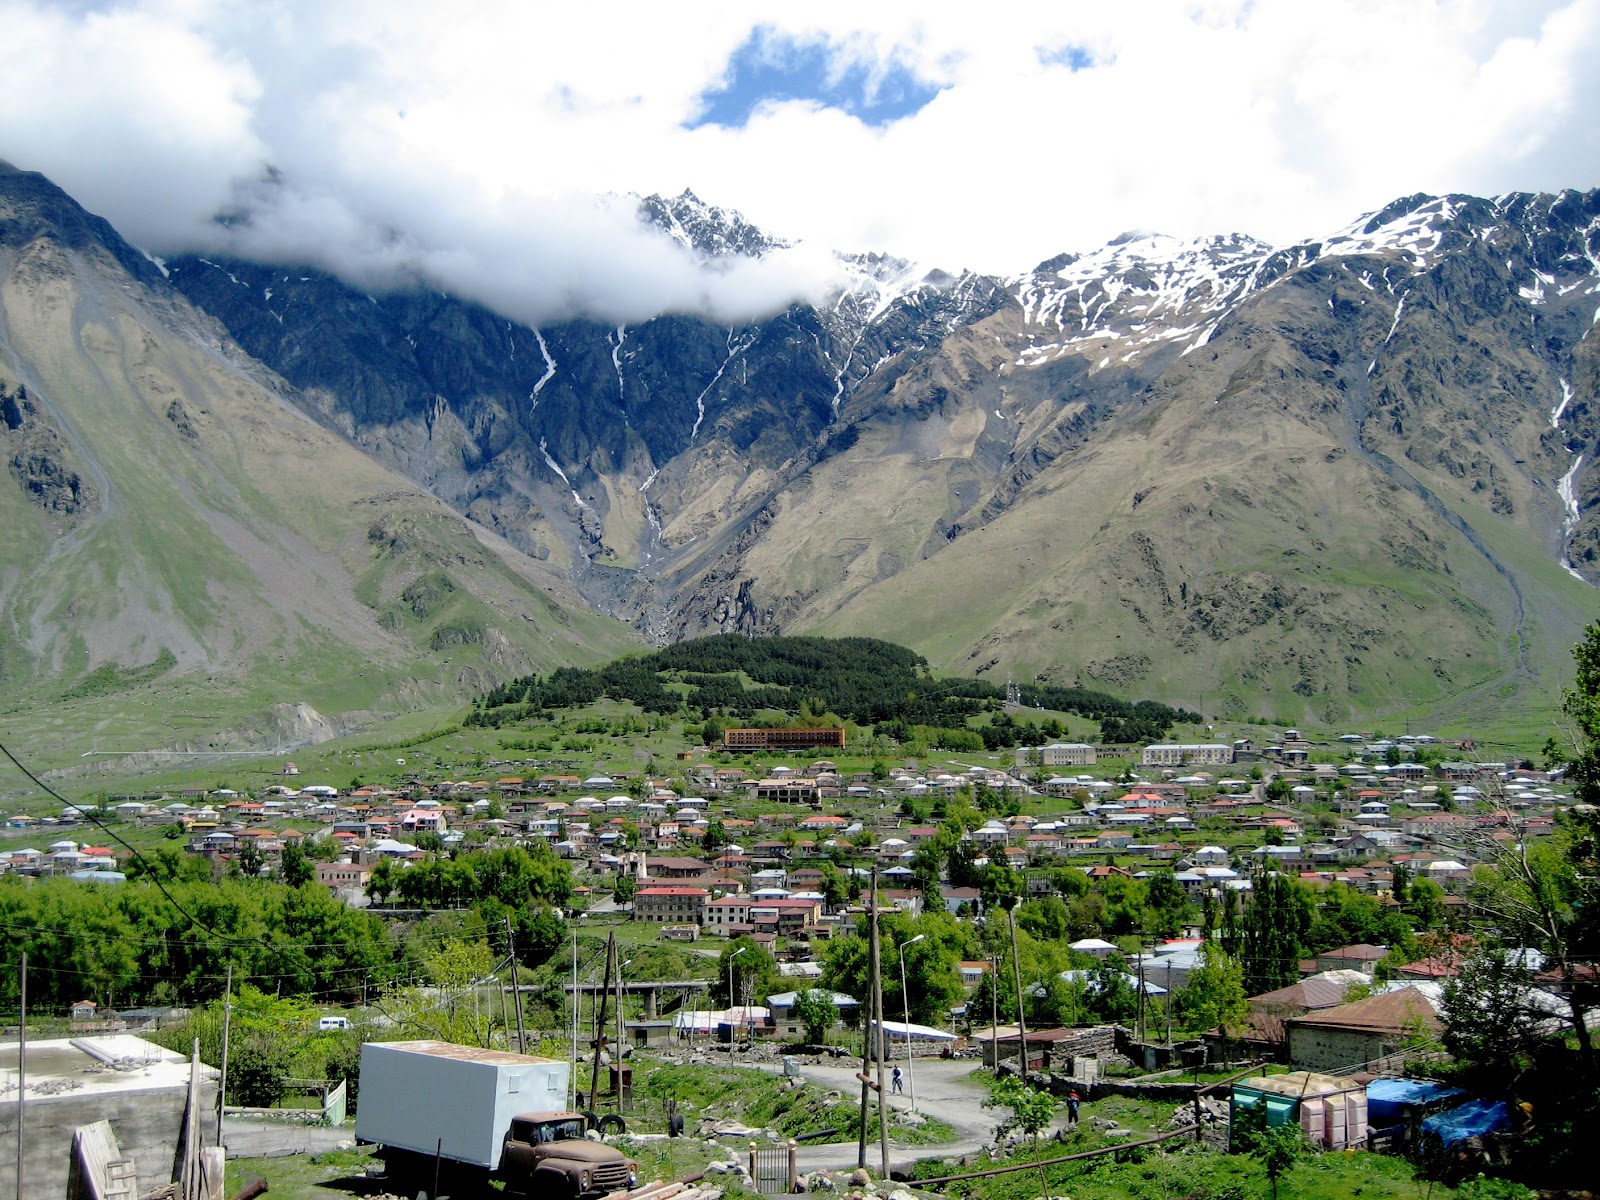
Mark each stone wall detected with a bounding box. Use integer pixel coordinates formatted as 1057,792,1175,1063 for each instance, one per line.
983,1025,1122,1070
1287,1025,1390,1073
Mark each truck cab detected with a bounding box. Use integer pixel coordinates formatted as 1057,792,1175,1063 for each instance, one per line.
500,1111,637,1199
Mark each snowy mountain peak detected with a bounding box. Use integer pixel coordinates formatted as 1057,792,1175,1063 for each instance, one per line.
1318,193,1463,268
1005,230,1275,368
636,189,788,258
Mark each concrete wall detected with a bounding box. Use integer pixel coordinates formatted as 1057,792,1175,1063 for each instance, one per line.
0,1080,217,1199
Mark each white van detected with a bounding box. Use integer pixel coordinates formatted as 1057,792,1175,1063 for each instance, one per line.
317,1015,349,1031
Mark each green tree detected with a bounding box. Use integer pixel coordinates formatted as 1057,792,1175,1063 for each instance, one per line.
1240,872,1313,994
791,989,839,1044
1440,949,1551,1088
1017,895,1070,942
376,938,498,1046
819,863,850,912
716,936,780,1007
1257,1124,1302,1200
819,914,964,1024
1406,877,1446,930
1175,945,1248,1033
1465,804,1599,1072
1391,860,1411,907
1144,871,1189,939
1087,961,1139,1024
279,841,316,888
1232,1101,1302,1200
984,1073,1059,1193
365,857,397,904
233,840,264,880
613,873,637,904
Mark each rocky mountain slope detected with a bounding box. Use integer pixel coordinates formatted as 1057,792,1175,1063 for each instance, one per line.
4,159,1598,739
0,162,639,764
153,185,1600,729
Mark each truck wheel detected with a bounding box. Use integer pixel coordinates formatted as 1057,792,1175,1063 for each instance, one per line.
596,1113,626,1137
579,1109,599,1131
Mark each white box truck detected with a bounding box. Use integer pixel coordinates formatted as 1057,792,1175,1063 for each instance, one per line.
355,1041,637,1200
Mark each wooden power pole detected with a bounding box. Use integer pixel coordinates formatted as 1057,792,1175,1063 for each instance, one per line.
504,916,527,1053
15,951,25,1200
216,965,233,1143
857,866,876,1169
588,932,616,1109
869,870,889,1177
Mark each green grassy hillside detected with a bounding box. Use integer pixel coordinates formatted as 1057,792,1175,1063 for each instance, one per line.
0,173,640,772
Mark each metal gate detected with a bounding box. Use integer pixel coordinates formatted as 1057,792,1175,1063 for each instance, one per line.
747,1142,797,1194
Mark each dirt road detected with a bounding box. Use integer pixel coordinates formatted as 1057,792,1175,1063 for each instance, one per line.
778,1057,1001,1175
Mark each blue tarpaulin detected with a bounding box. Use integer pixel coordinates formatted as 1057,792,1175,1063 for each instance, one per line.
1421,1099,1510,1147
1366,1079,1465,1123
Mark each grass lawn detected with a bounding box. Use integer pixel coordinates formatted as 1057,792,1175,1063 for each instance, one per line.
223,1147,380,1200
920,1137,1467,1200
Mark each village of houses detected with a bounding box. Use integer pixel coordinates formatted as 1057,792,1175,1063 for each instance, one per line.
0,727,1581,1092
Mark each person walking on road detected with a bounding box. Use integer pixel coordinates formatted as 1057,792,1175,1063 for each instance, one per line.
892,1066,904,1095
1066,1090,1081,1128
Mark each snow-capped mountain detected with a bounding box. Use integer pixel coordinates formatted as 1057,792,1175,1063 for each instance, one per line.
637,189,790,258
7,159,1600,728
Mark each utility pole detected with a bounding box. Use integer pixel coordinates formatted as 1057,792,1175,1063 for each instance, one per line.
569,928,579,1109
989,954,999,1068
15,951,25,1200
588,933,616,1110
1165,960,1173,1045
615,958,627,1106
1006,900,1029,1077
1136,937,1148,1043
857,868,876,1169
216,965,233,1144
498,965,513,1050
869,868,889,1177
505,916,527,1053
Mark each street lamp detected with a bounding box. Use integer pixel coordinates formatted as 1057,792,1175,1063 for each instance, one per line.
897,934,925,1110
728,947,748,1065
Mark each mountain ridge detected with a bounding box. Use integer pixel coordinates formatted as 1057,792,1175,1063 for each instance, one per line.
4,160,1600,740
154,183,1600,728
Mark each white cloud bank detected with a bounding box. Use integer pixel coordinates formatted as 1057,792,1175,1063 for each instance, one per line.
0,0,1595,326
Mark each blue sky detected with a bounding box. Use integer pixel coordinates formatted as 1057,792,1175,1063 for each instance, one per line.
691,30,944,129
